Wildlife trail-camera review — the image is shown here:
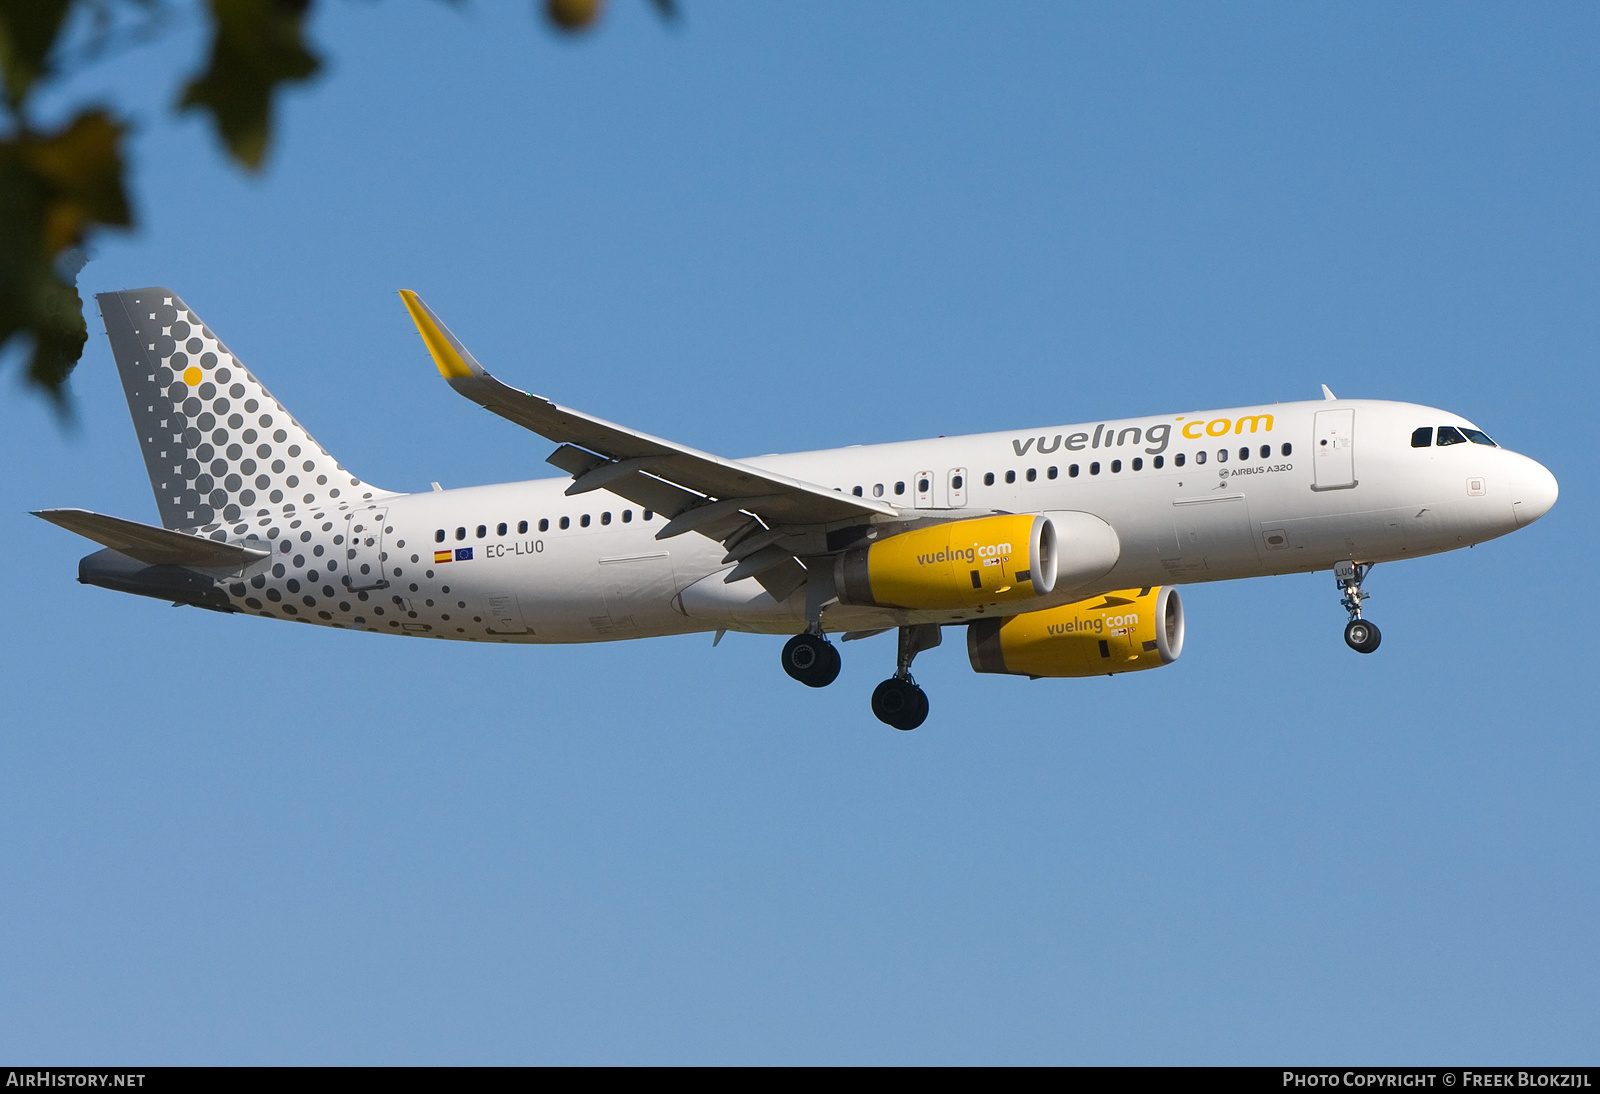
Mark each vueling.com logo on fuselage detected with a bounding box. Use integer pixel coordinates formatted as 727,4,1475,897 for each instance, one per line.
917,541,1012,566
1011,413,1274,457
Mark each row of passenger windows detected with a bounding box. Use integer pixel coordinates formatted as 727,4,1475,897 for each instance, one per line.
844,444,1294,495
435,509,655,542
1412,426,1496,448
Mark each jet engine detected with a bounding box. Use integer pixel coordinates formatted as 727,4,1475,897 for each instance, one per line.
834,513,1058,610
967,585,1185,678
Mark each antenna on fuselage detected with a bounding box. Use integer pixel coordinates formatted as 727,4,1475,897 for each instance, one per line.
1320,384,1337,400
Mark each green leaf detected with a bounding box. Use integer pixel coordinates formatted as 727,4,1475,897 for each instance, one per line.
0,0,72,111
0,108,132,402
180,0,321,171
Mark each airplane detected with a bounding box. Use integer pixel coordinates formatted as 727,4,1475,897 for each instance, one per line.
35,288,1559,730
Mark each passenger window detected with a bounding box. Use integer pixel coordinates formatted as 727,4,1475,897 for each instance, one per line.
1090,462,1101,475
1025,468,1036,482
1111,460,1122,473
1437,426,1467,446
1412,427,1433,448
539,518,549,532
559,517,570,530
1281,443,1292,456
643,510,654,520
1175,453,1185,467
1195,452,1206,465
602,512,611,525
984,472,995,486
1259,445,1270,459
918,477,931,492
455,527,466,540
873,484,884,497
952,474,964,490
1239,447,1249,461
623,510,633,522
852,486,863,496
435,529,445,543
580,514,591,527
1153,455,1164,469
1005,470,1016,484
1069,464,1080,477
894,482,905,495
497,522,507,536
1217,449,1228,463
1132,457,1143,471
476,525,486,538
1047,466,1057,479
518,520,528,534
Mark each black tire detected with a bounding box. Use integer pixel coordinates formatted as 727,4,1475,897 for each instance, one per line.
1344,619,1381,654
910,685,929,727
815,640,842,687
783,632,841,687
871,678,929,730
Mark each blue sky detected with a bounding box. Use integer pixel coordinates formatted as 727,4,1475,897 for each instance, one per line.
1,2,1595,1063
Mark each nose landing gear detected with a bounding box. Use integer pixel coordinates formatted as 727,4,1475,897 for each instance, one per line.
782,629,841,687
1335,560,1381,654
871,624,940,730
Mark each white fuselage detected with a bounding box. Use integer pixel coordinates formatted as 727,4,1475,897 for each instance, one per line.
222,398,1556,642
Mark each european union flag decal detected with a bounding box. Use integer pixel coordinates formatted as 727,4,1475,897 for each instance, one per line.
455,547,473,561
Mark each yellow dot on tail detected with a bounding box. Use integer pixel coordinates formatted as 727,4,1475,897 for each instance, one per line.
183,366,202,386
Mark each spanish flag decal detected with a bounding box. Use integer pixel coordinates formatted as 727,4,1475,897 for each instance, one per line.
434,550,452,564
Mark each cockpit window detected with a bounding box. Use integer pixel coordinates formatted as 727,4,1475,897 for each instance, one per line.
1436,426,1467,446
1411,427,1433,448
1461,428,1497,446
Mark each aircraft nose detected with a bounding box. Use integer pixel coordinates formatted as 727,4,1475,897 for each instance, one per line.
1511,459,1559,527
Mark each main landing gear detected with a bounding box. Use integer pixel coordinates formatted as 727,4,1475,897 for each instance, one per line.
781,630,841,688
1335,560,1381,654
871,624,940,731
779,623,940,731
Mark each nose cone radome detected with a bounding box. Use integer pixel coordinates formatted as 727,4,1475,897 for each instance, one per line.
1511,460,1559,527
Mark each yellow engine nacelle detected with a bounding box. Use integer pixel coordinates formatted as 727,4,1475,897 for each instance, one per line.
834,514,1058,611
966,586,1185,678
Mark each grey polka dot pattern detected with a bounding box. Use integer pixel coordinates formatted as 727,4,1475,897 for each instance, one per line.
97,288,386,532
93,287,532,644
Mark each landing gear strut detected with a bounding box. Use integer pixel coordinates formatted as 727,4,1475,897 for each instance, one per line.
872,624,939,730
1335,560,1381,654
782,629,841,687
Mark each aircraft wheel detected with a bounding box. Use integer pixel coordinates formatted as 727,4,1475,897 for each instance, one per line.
1344,619,1381,654
871,678,929,731
783,632,841,687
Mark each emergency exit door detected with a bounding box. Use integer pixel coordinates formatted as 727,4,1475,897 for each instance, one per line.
1312,409,1357,490
346,507,389,590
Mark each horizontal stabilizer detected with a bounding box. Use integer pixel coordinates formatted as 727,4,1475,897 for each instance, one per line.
34,509,269,570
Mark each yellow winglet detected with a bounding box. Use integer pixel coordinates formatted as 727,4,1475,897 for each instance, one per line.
398,289,481,380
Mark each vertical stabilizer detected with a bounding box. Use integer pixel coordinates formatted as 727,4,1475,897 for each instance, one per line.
97,288,387,530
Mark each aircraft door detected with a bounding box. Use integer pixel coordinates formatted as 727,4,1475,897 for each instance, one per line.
345,507,389,591
1313,409,1357,490
484,593,533,635
1162,496,1260,577
914,470,936,509
598,550,680,635
947,467,968,508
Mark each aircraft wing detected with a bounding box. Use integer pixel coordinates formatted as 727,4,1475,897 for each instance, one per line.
399,292,898,585
34,509,269,570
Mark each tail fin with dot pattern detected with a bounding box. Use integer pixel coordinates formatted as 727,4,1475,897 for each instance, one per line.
97,288,389,531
